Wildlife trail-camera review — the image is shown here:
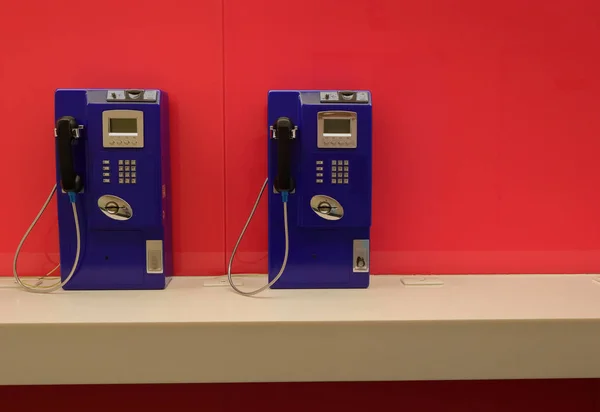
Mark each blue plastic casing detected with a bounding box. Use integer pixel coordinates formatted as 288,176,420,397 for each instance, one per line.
54,89,172,290
267,90,372,289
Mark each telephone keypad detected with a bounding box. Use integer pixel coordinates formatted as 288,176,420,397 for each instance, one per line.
111,160,138,184
331,160,350,184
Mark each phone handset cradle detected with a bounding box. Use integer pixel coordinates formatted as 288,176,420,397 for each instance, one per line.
15,117,85,293
54,116,84,193
270,117,297,194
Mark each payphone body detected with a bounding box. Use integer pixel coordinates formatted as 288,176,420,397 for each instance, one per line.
267,90,372,289
54,89,172,290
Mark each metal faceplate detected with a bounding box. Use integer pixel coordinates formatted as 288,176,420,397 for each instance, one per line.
310,194,344,220
106,89,158,102
319,91,369,103
353,239,369,272
102,109,145,149
98,194,133,221
317,111,358,149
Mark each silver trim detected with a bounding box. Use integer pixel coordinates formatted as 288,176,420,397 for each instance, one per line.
97,194,133,221
310,195,344,221
353,239,369,272
270,125,298,139
102,110,144,149
317,111,357,149
146,240,164,274
54,125,83,139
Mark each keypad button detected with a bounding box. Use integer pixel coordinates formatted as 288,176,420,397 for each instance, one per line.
124,160,130,165
331,179,337,184
102,172,110,177
131,166,136,172
102,179,110,183
344,166,349,171
316,173,323,177
332,166,337,171
125,166,130,171
125,172,130,177
332,173,337,178
119,166,124,171
344,179,349,184
338,160,343,164
119,172,124,177
102,166,110,171
332,160,337,165
102,160,110,164
316,166,323,171
131,172,136,178
119,178,124,184
125,179,130,184
131,178,136,184
131,160,136,165
344,172,349,178
316,179,323,183
316,160,323,165
344,160,349,165
118,160,123,165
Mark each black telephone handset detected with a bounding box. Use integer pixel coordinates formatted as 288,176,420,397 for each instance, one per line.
55,116,83,193
272,117,296,193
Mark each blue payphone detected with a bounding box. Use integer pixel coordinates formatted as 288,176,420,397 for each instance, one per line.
228,90,372,295
13,89,172,292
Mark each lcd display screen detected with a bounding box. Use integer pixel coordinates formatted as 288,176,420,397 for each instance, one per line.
109,118,137,133
323,118,351,134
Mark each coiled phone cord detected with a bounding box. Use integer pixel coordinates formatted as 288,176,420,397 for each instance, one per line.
13,184,82,293
227,178,289,296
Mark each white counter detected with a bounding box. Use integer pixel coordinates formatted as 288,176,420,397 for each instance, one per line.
1,274,599,385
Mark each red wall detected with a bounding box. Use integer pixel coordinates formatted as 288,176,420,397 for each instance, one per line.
2,0,600,277
0,380,599,411
3,1,600,278
0,0,225,277
224,0,600,275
